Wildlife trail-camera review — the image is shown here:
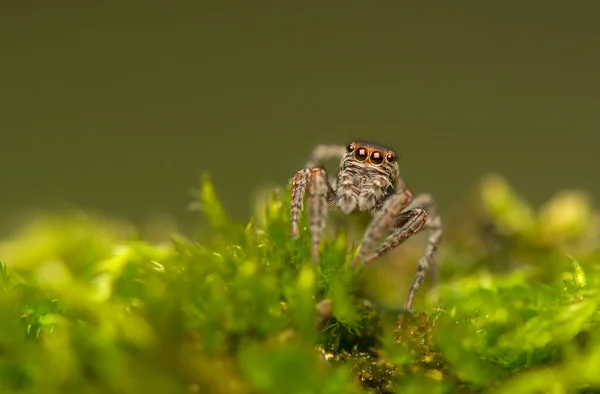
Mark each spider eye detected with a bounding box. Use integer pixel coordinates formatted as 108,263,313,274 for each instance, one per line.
386,153,396,163
370,151,384,165
354,148,368,161
346,144,355,153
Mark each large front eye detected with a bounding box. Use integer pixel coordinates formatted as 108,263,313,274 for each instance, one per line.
370,151,384,165
354,147,368,161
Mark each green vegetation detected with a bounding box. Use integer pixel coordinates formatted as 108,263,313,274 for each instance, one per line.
0,173,599,393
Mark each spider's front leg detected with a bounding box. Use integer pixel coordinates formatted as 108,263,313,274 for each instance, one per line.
349,188,415,268
290,167,335,262
403,194,443,312
351,189,443,312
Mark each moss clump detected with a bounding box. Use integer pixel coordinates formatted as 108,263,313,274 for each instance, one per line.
0,173,599,393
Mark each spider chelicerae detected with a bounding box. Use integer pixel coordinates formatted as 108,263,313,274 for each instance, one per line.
290,141,443,311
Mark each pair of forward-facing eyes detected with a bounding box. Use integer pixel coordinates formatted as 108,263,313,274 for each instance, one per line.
346,144,397,165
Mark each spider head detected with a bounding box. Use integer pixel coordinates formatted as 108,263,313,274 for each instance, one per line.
343,141,399,173
336,141,401,213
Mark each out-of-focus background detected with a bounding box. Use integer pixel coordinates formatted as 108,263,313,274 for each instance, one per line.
2,1,597,234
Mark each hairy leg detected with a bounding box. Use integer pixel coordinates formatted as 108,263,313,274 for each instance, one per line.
304,144,346,190
290,167,335,262
290,169,309,239
348,188,443,312
292,144,343,238
404,193,443,312
307,168,330,262
362,208,428,265
349,188,413,267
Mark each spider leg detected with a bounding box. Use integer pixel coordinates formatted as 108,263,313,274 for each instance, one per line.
349,189,413,267
404,194,443,312
291,169,309,239
304,144,346,168
307,168,335,262
291,167,335,262
292,143,344,238
362,208,428,265
349,188,442,312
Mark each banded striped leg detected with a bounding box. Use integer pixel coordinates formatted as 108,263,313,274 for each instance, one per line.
404,194,443,312
304,144,346,189
362,208,428,265
349,189,414,268
291,169,309,239
290,167,335,262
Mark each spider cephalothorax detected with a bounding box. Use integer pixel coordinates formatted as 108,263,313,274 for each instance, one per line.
290,141,443,311
336,142,400,214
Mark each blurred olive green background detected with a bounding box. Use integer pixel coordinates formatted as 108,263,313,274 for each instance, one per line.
2,1,598,234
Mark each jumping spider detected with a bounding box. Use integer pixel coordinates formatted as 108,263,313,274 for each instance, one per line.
290,142,443,311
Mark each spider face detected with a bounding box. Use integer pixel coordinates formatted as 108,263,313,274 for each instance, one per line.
337,142,400,214
345,142,398,166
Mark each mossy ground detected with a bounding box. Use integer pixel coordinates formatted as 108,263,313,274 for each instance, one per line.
0,174,599,393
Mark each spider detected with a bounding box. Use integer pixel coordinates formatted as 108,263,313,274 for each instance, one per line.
290,142,443,312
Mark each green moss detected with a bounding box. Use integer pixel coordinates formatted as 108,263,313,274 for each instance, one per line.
0,174,599,393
